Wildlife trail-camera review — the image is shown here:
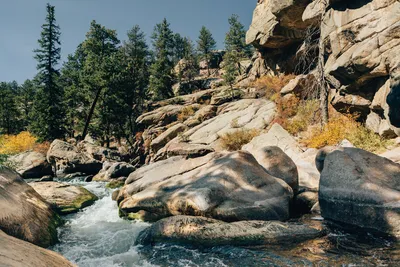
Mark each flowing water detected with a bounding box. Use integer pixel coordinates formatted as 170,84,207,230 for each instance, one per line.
51,179,400,267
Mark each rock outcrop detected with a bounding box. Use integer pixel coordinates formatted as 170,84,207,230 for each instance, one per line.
0,167,60,247
93,161,135,182
0,230,75,267
137,215,324,247
29,182,98,215
318,147,400,238
8,151,53,178
47,139,102,176
155,99,276,161
118,151,293,222
245,0,400,137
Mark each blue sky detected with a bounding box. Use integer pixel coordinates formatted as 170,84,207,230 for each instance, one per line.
0,0,256,84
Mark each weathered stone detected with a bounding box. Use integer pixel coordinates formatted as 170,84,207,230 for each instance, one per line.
77,141,121,162
246,0,311,49
366,112,382,133
294,191,319,215
379,120,398,139
319,147,400,238
280,74,316,96
380,147,400,164
29,182,98,215
243,123,303,161
151,123,188,153
119,151,293,222
0,167,60,247
136,215,325,247
0,230,75,267
8,151,53,179
47,140,102,176
155,99,276,161
93,162,135,182
244,146,299,193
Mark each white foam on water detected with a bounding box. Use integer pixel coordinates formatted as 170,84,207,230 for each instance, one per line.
52,182,157,267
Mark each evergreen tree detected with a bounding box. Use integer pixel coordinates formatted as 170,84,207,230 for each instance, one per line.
60,44,87,138
31,3,65,141
17,79,36,129
0,82,20,134
121,25,150,143
80,20,120,141
172,33,186,65
197,26,216,76
149,18,175,100
225,14,252,76
223,51,239,92
177,37,199,84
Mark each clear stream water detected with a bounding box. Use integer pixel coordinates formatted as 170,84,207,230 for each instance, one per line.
50,179,400,267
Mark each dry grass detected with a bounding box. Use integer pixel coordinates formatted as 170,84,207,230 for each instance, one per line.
33,141,51,155
303,115,392,153
177,106,196,122
252,74,296,99
220,129,260,151
0,131,37,155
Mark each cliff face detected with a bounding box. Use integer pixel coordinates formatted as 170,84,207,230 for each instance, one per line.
246,0,400,137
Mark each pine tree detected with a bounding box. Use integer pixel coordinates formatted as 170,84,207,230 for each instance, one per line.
223,51,239,93
80,20,120,141
225,14,252,75
17,79,36,130
0,82,20,134
149,18,175,100
225,14,252,56
60,44,87,138
197,26,216,76
121,25,150,143
31,3,65,141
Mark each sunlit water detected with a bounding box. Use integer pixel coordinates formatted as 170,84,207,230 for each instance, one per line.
51,179,399,267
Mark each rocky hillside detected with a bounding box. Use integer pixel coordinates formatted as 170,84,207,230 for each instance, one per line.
245,0,400,138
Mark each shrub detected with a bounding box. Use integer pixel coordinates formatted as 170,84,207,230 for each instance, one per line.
220,129,260,151
252,74,296,99
0,131,37,155
33,141,51,155
285,100,320,135
304,115,392,153
177,106,196,122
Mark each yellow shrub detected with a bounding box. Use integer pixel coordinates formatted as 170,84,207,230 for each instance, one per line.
220,129,260,151
177,106,196,122
285,100,320,135
304,115,391,153
33,141,51,155
0,132,37,155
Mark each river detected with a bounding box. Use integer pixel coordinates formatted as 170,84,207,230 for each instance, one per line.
50,179,399,267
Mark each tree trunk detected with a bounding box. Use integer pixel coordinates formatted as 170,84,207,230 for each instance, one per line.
318,7,329,125
82,87,102,141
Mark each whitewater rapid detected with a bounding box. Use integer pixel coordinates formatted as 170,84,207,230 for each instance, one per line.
51,181,155,267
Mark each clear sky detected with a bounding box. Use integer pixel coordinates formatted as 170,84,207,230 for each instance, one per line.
0,0,256,84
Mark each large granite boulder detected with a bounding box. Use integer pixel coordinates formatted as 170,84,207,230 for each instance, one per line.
137,215,324,247
8,151,53,178
0,230,75,267
246,0,312,49
318,147,400,238
118,151,293,222
155,99,276,161
47,140,102,176
243,123,304,160
92,161,135,182
0,167,60,247
150,123,188,154
29,182,98,215
243,145,299,194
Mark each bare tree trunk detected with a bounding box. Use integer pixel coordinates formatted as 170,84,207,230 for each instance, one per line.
82,87,102,141
318,1,329,125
